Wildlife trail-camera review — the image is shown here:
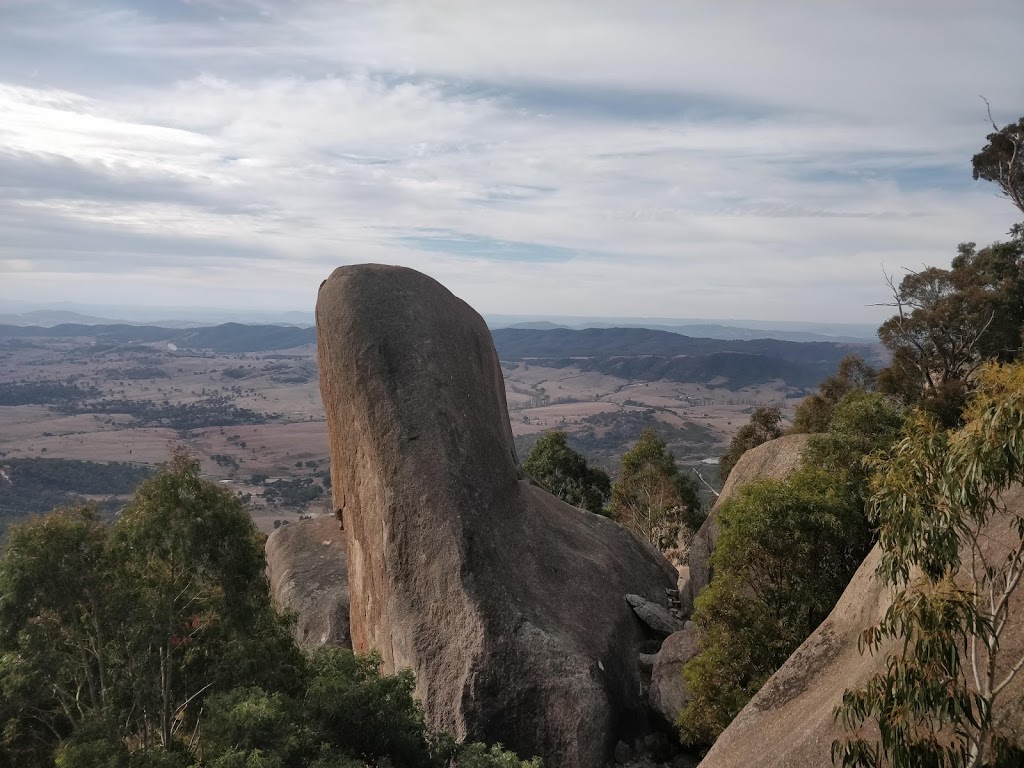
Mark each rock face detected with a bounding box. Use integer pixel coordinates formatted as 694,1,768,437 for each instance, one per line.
266,515,351,649
316,265,678,768
626,594,685,636
698,489,1024,768
649,627,701,726
687,433,812,607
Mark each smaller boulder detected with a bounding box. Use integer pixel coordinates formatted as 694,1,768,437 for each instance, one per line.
626,594,685,636
615,740,634,764
266,515,351,649
649,627,701,725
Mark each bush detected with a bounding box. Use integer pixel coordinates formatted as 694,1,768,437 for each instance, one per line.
678,391,904,748
0,453,542,768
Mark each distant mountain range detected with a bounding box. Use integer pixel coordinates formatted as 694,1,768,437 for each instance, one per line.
0,323,316,354
0,303,879,344
495,319,877,343
492,327,877,390
1,322,877,389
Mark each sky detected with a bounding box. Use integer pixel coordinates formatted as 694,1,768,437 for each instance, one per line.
1,0,1022,323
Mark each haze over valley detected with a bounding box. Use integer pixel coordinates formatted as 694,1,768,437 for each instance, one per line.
0,318,877,533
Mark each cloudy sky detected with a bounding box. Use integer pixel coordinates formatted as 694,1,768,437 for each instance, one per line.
1,1,1022,322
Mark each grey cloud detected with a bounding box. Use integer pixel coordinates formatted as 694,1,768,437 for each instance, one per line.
0,0,1021,319
0,149,241,209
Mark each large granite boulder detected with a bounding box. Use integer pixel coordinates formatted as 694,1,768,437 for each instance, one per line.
266,515,351,649
649,626,701,726
687,433,811,608
316,264,678,768
698,488,1024,768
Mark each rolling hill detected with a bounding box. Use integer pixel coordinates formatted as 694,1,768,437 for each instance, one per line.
0,322,316,353
492,327,875,389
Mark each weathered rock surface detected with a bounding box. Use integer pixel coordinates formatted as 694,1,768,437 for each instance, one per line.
649,627,701,725
687,433,812,606
266,515,351,649
626,594,685,636
698,488,1024,768
316,264,678,768
638,653,657,672
675,566,692,616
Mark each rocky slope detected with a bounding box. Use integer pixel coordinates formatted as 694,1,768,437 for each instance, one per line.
698,488,1024,768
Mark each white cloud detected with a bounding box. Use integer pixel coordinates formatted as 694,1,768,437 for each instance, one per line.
0,0,1021,321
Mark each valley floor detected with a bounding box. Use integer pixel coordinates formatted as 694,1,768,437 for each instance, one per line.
0,337,798,531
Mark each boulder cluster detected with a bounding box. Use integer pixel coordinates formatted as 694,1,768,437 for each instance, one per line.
270,265,682,768
267,265,1024,768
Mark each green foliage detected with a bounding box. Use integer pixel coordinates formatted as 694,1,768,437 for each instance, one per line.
454,743,543,768
301,650,434,766
676,626,751,746
0,458,153,530
717,406,782,485
972,113,1024,223
0,452,299,764
678,470,865,745
679,391,904,748
802,390,906,499
57,396,270,431
875,112,1024,428
524,430,611,515
611,428,703,556
833,362,1024,768
111,451,300,747
261,477,325,508
876,237,1024,429
0,453,542,768
0,380,99,406
791,355,876,435
0,507,119,745
53,713,174,768
200,648,541,768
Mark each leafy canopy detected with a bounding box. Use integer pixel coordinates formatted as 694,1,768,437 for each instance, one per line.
611,427,703,557
524,431,611,515
833,362,1024,768
791,355,877,435
0,451,541,768
678,391,904,748
717,406,783,486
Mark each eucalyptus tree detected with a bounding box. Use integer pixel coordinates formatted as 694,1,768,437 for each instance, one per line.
834,362,1024,768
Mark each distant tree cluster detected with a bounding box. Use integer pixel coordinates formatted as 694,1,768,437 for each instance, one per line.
211,453,240,470
0,457,153,531
262,477,325,508
57,396,271,431
717,405,783,485
0,380,99,406
524,427,704,562
101,366,171,380
220,366,249,380
523,431,611,515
